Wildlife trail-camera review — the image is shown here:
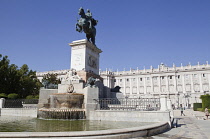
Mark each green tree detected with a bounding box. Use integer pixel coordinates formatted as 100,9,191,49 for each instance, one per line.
0,54,10,93
43,73,61,84
18,64,42,98
0,54,42,98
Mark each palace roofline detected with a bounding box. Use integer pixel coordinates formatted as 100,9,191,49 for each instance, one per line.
36,62,210,77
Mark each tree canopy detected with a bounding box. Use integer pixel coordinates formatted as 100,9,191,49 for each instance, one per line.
42,73,61,89
0,54,42,98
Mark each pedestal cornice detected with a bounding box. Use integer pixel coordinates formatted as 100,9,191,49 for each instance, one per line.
69,39,102,54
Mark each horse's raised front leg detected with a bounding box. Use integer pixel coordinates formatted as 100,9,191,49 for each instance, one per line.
76,23,79,31
76,23,82,32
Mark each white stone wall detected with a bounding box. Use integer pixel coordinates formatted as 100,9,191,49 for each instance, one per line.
88,110,170,123
0,108,37,117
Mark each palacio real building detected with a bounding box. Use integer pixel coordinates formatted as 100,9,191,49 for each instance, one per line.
37,62,210,108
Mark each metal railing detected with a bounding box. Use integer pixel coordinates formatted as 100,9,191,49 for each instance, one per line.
4,99,38,108
94,98,160,111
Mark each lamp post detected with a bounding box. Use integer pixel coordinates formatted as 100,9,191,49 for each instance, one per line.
125,96,128,106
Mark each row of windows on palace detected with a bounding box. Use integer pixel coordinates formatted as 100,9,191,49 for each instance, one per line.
116,73,207,82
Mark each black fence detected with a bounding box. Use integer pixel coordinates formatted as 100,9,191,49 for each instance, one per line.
94,98,160,111
4,99,38,108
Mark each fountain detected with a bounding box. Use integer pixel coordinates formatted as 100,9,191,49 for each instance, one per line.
37,39,103,120
38,69,87,119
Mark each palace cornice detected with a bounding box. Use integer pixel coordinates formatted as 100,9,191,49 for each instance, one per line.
100,66,210,77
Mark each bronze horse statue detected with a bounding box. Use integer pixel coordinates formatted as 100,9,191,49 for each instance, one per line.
76,7,98,45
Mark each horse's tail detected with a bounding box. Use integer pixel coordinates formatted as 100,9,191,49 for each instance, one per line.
92,19,98,26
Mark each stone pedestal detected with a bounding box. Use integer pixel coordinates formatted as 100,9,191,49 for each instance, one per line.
37,89,58,109
167,99,172,110
83,87,99,119
167,99,174,118
160,95,168,111
69,39,102,75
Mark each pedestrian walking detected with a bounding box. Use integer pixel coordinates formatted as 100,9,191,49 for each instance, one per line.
180,106,185,116
205,107,209,120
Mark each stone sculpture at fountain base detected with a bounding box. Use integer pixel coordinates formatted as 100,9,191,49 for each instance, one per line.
37,93,85,119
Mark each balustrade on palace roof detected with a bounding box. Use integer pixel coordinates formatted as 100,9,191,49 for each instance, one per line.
100,62,210,76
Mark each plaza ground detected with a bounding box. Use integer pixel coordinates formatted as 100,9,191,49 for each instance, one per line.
136,109,210,139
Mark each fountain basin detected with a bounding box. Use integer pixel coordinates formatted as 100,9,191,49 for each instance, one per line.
0,115,169,138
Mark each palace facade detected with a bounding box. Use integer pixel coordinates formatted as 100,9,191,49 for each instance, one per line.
36,62,210,108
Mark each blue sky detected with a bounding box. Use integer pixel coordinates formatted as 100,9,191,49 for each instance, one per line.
0,0,210,72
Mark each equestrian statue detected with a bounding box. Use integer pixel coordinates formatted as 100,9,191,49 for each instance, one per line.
76,7,98,45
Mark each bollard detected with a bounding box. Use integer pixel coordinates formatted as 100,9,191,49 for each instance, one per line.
160,95,167,111
0,98,5,108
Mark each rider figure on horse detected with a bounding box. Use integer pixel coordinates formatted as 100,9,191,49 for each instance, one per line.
76,8,98,45
85,9,92,29
86,9,98,29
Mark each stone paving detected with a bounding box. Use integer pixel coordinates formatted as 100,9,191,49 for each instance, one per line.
136,109,210,139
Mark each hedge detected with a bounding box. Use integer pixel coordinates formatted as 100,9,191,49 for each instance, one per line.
197,108,203,111
200,94,210,111
0,93,7,98
7,93,19,99
193,103,202,111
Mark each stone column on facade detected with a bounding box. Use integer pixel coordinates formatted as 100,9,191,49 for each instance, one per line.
190,74,195,93
130,78,132,95
151,76,154,94
143,76,147,94
108,76,111,88
123,78,126,95
106,76,109,88
137,77,140,95
158,76,161,93
116,78,119,87
199,73,204,93
166,75,169,93
173,74,177,93
182,74,186,93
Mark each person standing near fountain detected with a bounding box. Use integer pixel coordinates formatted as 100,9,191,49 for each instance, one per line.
205,107,209,120
180,106,185,116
